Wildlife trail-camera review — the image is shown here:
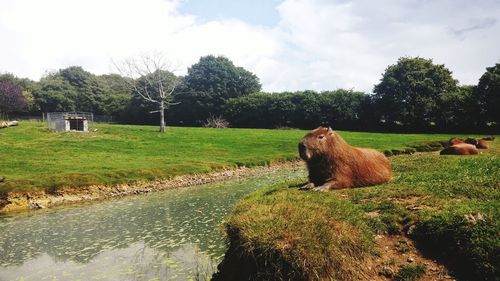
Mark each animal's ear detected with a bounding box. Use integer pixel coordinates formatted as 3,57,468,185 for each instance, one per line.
328,127,334,134
320,122,330,128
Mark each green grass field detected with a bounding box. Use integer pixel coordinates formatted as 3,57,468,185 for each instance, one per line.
1,121,499,279
221,140,500,280
0,121,479,193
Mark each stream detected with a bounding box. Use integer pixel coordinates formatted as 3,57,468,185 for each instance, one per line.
0,167,305,281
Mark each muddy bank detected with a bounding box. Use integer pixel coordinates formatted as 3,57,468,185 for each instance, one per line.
0,161,304,213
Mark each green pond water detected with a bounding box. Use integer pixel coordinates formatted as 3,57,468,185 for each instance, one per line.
0,167,305,281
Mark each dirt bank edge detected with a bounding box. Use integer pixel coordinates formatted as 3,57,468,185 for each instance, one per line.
0,161,304,213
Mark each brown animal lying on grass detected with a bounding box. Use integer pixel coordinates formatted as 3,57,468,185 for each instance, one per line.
449,137,490,149
440,143,479,155
476,139,489,149
298,127,392,191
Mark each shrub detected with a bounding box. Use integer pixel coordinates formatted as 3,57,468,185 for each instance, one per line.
394,264,426,281
203,115,230,128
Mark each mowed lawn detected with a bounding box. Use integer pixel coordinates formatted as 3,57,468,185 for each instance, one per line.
0,121,491,192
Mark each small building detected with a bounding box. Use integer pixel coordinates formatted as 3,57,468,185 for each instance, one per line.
46,112,93,132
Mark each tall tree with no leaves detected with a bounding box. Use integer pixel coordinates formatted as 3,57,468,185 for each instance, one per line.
114,53,179,133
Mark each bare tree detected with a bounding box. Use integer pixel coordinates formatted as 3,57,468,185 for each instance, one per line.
113,53,179,133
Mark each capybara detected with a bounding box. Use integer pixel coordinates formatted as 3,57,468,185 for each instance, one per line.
464,138,489,149
476,139,489,149
440,143,479,155
298,127,392,191
449,137,464,145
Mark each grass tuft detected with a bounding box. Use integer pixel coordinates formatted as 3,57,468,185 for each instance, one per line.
215,181,376,280
394,264,426,281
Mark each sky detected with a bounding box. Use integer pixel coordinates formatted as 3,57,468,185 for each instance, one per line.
0,0,499,93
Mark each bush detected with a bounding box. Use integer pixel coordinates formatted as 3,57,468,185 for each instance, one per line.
203,115,229,128
224,90,369,129
394,264,426,281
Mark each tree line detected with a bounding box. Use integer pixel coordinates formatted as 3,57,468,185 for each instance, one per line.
0,55,498,133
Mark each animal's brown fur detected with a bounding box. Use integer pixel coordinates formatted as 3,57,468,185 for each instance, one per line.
464,138,489,149
440,143,479,155
476,139,489,149
298,127,392,191
449,137,464,145
449,137,489,149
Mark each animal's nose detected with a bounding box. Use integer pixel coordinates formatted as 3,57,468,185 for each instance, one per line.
298,141,308,160
298,142,306,152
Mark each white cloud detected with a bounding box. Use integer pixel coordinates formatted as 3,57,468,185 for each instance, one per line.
0,0,499,92
0,0,194,76
271,0,500,91
165,19,281,75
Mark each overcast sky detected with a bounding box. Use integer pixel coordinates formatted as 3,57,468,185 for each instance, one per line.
0,0,499,92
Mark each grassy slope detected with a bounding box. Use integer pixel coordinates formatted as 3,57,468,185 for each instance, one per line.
0,121,473,193
221,140,500,280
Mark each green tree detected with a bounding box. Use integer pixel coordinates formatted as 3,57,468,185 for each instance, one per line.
0,73,35,91
317,90,368,128
57,66,106,113
31,66,134,117
97,74,133,116
437,85,476,128
32,77,77,112
0,73,38,113
174,55,261,125
32,67,110,114
373,57,458,129
476,63,500,126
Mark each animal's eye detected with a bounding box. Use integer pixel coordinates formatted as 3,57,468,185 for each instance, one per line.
318,135,325,139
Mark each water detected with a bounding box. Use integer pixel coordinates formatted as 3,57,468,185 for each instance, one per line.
0,167,305,281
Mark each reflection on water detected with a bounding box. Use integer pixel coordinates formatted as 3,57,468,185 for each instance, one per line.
0,167,305,281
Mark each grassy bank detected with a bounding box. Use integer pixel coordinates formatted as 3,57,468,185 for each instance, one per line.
217,140,499,280
0,121,473,193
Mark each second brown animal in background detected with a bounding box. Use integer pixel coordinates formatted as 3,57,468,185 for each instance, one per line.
440,143,479,155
